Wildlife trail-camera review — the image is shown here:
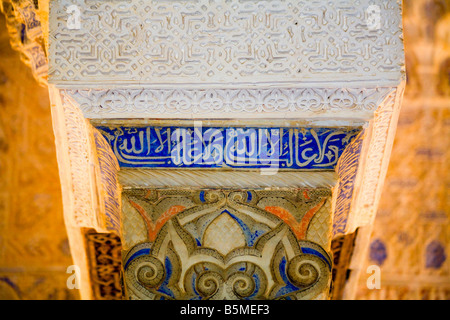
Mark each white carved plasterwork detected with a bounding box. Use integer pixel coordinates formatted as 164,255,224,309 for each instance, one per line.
48,0,404,120
45,0,406,251
49,85,108,231
48,0,403,85
61,87,395,120
348,85,405,230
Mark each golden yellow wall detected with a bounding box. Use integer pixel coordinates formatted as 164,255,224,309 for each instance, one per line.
355,0,450,299
0,13,78,299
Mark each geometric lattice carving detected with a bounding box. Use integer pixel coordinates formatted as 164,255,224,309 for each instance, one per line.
49,0,403,84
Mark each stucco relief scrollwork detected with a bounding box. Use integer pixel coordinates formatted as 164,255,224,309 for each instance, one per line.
354,87,404,228
49,86,107,231
122,189,333,300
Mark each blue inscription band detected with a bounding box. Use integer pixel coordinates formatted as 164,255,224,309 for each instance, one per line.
96,126,361,170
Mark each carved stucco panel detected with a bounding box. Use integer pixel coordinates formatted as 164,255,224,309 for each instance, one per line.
48,85,106,230
48,0,404,85
122,188,333,300
62,87,395,120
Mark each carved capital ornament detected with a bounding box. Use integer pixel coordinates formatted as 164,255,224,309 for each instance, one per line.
2,0,406,300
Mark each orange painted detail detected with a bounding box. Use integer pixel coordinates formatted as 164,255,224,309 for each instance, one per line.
303,190,310,200
129,201,185,241
265,198,326,240
264,206,303,239
144,190,152,199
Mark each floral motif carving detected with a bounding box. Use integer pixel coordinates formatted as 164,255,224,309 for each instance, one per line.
63,87,394,119
122,188,333,300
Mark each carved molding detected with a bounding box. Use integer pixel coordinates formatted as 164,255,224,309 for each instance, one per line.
118,170,337,190
322,85,404,241
333,130,366,237
336,85,406,298
92,129,121,234
61,87,395,120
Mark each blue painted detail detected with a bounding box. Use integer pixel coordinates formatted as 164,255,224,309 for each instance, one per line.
244,273,261,300
425,240,446,269
275,257,300,298
93,130,121,234
157,257,175,298
225,210,265,246
369,239,388,265
246,191,252,203
96,126,361,170
0,277,21,298
199,190,206,202
301,247,331,271
190,273,202,300
20,24,26,44
333,131,364,237
124,248,151,270
195,238,202,247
